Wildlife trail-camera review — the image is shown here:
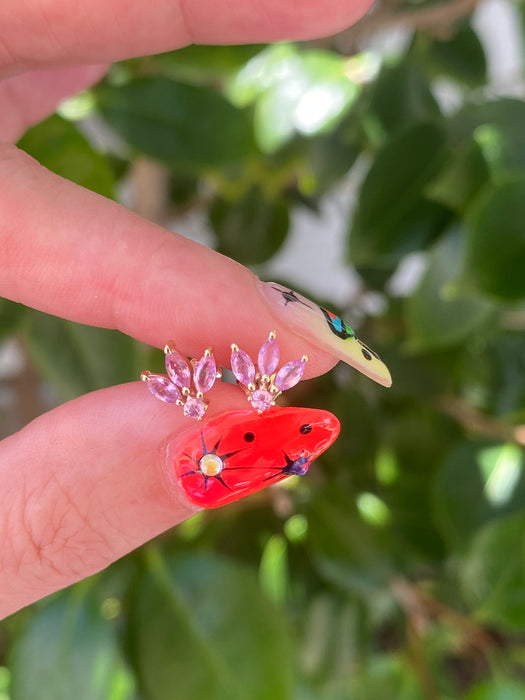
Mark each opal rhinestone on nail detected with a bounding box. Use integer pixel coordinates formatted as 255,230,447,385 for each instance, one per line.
230,331,308,413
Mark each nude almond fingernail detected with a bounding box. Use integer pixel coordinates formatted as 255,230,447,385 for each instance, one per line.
258,281,392,388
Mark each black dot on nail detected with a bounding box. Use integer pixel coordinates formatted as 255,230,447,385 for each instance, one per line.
244,432,255,442
300,424,312,435
361,348,373,361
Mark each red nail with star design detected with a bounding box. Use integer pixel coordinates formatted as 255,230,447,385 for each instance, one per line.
168,406,340,508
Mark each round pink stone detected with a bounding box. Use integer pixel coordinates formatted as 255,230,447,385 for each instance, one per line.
183,397,207,420
250,389,274,412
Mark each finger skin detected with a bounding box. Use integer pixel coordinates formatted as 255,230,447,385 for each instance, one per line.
1,0,373,72
0,143,337,378
0,65,108,142
0,381,249,619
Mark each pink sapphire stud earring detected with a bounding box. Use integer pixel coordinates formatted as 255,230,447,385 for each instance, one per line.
230,331,308,413
141,343,221,420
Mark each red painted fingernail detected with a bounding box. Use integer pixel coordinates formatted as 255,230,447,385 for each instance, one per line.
169,407,340,508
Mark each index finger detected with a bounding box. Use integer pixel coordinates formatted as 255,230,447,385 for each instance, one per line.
0,144,391,386
1,0,373,73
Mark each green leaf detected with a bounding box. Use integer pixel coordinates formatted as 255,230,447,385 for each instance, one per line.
9,591,134,700
425,138,490,213
406,231,493,351
17,115,115,198
129,551,292,700
96,77,256,171
144,45,265,86
23,311,147,400
227,44,359,153
306,485,394,601
210,187,289,265
449,99,525,177
460,511,525,630
433,443,525,552
366,58,441,137
424,23,487,86
0,298,26,341
460,178,525,300
464,679,525,700
349,123,452,267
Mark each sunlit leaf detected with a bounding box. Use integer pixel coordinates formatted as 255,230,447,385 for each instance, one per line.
227,44,359,152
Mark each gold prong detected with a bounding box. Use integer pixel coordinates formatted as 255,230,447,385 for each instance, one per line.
204,348,213,357
176,399,184,407
182,387,190,396
140,371,151,381
302,354,309,362
164,341,176,354
216,370,223,379
269,330,276,339
231,343,239,351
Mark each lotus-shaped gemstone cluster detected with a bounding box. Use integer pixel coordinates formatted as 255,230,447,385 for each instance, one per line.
141,343,221,420
231,331,308,413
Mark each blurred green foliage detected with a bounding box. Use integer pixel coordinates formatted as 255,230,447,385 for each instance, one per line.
3,5,525,699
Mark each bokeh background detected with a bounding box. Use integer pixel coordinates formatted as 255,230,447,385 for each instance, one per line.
2,0,525,697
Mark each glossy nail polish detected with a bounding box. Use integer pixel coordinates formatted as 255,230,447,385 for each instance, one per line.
258,281,392,387
169,407,340,508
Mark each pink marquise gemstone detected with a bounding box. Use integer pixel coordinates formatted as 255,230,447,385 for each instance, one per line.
145,374,181,403
250,389,274,412
258,336,280,376
166,350,191,388
183,396,207,420
194,354,217,394
231,347,256,386
274,359,306,391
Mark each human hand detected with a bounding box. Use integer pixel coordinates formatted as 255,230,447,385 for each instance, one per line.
0,0,378,619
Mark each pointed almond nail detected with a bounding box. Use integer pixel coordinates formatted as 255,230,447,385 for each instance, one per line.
258,281,392,388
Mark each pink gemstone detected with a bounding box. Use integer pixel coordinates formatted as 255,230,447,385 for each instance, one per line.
194,354,217,394
166,350,191,388
274,359,306,391
231,347,256,386
250,389,274,412
258,336,280,376
184,397,207,420
145,374,181,403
